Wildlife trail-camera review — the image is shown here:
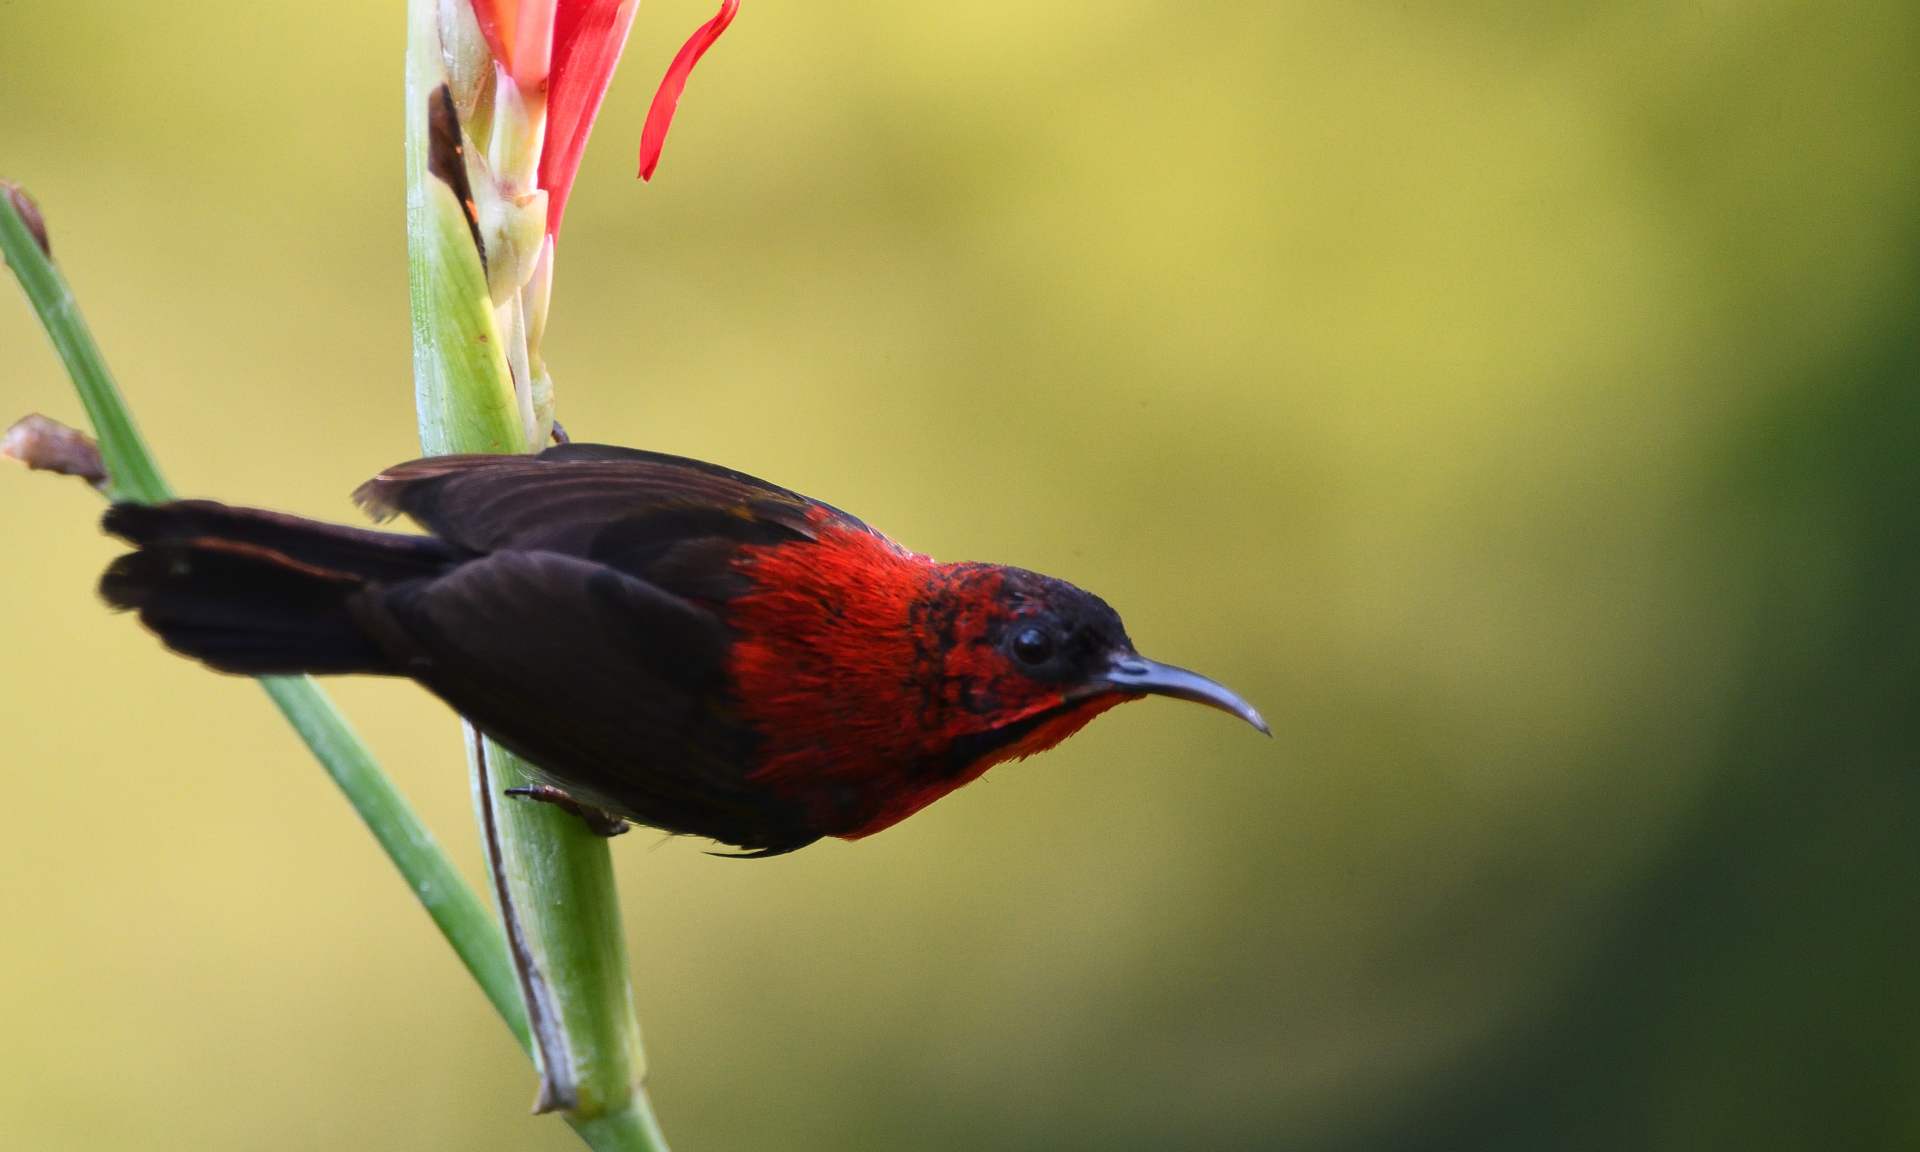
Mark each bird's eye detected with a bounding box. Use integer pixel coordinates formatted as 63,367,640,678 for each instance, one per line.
1011,626,1055,666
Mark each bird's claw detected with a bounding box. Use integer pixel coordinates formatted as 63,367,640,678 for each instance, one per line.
503,784,630,836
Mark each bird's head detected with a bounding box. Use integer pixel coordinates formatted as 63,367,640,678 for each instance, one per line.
723,523,1269,841
922,564,1269,767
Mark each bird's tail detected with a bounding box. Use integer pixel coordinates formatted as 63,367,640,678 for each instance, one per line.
98,501,456,676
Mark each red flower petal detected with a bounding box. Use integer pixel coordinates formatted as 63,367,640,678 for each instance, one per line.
469,0,557,89
638,0,739,182
540,0,641,238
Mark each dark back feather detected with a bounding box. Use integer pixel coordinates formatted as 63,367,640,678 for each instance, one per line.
355,444,871,549
350,444,893,603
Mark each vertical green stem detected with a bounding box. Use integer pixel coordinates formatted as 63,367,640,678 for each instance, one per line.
403,3,664,1147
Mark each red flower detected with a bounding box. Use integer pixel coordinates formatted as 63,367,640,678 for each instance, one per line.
638,0,739,183
541,0,641,237
467,0,741,238
469,0,557,90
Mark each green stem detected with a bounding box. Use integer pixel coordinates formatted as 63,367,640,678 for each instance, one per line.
263,677,531,1053
0,187,532,1055
404,2,663,1147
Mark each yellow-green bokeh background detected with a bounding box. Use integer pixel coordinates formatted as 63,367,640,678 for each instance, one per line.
4,2,1917,1148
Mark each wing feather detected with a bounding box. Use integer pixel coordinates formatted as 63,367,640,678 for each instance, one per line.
355,549,815,852
353,443,877,553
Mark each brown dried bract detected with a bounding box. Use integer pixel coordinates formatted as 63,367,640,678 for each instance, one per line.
426,85,486,270
1,181,51,258
2,414,105,488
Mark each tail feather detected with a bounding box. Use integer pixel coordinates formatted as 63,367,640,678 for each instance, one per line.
99,501,447,676
104,500,456,580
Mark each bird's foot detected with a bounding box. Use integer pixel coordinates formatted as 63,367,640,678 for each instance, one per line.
503,785,630,837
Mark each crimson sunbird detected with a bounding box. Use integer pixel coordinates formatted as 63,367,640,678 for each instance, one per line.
99,444,1267,855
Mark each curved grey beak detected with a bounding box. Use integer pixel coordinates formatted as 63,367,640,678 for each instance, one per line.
1101,655,1270,736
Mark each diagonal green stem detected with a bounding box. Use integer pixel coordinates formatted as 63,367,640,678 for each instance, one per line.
0,186,532,1056
1,187,166,505
260,676,531,1055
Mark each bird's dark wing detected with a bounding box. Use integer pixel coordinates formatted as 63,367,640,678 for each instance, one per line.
354,548,816,853
355,443,879,554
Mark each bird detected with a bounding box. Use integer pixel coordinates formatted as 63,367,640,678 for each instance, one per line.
98,443,1267,856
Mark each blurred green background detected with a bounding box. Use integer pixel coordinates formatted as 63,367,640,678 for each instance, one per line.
4,1,1917,1148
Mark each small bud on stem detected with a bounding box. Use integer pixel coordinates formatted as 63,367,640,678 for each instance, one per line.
0,182,50,259
2,413,107,488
